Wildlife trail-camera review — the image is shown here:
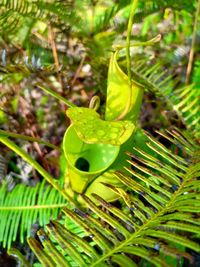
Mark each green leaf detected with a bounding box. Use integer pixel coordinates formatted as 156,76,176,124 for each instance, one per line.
145,230,200,252
123,246,169,267
163,221,200,234
27,238,56,267
111,254,137,267
105,50,144,121
37,229,70,267
66,107,135,146
47,220,98,260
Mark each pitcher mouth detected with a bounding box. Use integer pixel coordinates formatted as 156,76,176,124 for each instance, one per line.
63,125,120,175
75,157,90,172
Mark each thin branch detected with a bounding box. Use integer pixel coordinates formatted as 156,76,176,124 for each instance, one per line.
116,0,139,121
48,23,60,71
0,129,59,150
48,23,64,90
37,84,76,107
126,0,138,84
71,54,86,86
113,34,161,50
185,0,200,84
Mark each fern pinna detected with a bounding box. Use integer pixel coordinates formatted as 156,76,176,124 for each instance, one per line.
24,129,200,267
132,61,200,138
0,180,66,248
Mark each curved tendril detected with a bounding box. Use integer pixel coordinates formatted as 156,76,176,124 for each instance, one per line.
89,96,100,111
113,34,162,50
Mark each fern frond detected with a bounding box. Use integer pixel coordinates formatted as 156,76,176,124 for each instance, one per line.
132,60,200,138
172,85,200,138
1,0,194,36
132,60,174,97
157,82,200,138
0,180,66,248
28,130,200,266
0,0,75,34
0,62,56,83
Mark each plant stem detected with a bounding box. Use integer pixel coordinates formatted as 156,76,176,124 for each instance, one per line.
0,203,67,211
71,55,86,86
116,0,139,121
0,137,76,205
48,23,64,91
126,0,138,84
185,0,200,84
114,34,161,50
0,129,59,150
37,84,76,107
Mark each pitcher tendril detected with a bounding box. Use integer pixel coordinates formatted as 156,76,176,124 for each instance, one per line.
126,0,139,85
117,0,139,121
89,96,100,111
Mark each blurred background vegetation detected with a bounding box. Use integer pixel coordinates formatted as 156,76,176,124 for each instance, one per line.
0,0,200,266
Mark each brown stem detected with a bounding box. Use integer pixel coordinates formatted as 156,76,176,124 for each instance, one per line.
70,54,86,86
48,23,64,90
185,0,200,84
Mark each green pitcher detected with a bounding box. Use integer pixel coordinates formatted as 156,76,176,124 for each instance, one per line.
63,125,120,193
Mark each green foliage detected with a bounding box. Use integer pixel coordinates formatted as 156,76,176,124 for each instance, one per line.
0,0,74,34
28,130,200,266
140,0,195,11
193,60,200,88
0,0,195,35
0,180,66,248
0,0,200,266
171,85,200,138
131,60,174,97
132,61,200,138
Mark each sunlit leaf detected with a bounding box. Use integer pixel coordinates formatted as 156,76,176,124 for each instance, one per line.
66,107,135,146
